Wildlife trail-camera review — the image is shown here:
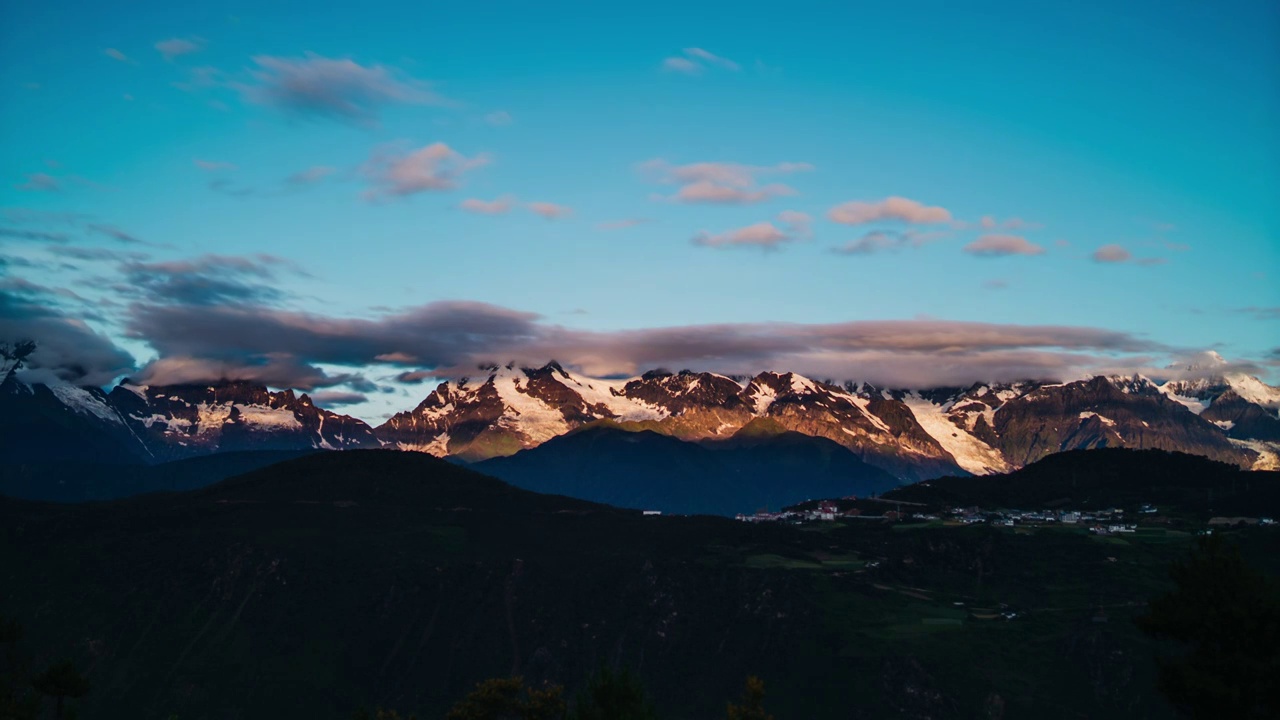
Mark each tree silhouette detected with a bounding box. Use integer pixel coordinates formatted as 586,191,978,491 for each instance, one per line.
1136,536,1280,718
568,666,656,720
31,662,89,720
726,676,773,720
445,676,565,720
0,616,38,720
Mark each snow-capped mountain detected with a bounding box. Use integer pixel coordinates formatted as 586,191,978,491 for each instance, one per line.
106,381,380,460
5,356,1278,478
376,363,964,480
380,363,1280,478
1152,354,1280,466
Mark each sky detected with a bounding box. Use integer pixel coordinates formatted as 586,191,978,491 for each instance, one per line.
1,0,1278,422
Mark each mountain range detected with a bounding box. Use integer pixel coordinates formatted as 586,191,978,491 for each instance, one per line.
4,352,1278,491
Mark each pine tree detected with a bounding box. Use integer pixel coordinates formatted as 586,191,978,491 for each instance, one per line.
726,676,773,720
31,662,89,720
568,666,656,720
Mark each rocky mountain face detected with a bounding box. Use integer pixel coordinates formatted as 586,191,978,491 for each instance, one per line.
1,367,379,464
378,364,962,481
377,363,1280,480
1,366,151,465
105,381,379,460
6,358,1278,480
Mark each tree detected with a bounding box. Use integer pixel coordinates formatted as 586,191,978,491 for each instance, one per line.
31,662,89,720
568,666,656,720
445,677,565,720
0,616,38,720
1136,536,1280,718
352,709,417,720
726,676,773,720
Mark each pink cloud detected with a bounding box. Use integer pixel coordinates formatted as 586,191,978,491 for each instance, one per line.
1092,244,1132,263
643,159,812,205
693,221,793,249
963,234,1046,256
460,196,516,215
528,201,573,220
361,142,489,201
828,196,953,225
976,215,1041,231
778,210,812,239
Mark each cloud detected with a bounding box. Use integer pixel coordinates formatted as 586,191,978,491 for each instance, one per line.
528,201,573,220
120,253,300,307
833,229,948,255
194,159,237,171
242,53,449,124
119,293,1183,389
982,279,1010,290
693,221,793,250
15,173,60,192
285,166,336,185
1090,244,1166,266
48,246,149,263
309,390,369,406
642,159,812,205
662,48,740,74
460,195,515,215
963,234,1046,257
777,210,812,239
134,354,366,391
967,215,1041,231
104,48,133,63
1233,307,1280,321
595,218,650,231
0,288,135,386
0,227,69,243
661,57,702,74
87,224,143,244
828,196,952,225
155,37,204,61
360,142,489,201
683,48,740,71
1092,244,1132,263
207,178,255,198
484,110,513,126
125,300,543,389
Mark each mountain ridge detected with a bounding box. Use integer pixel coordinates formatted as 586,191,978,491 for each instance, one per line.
5,359,1278,482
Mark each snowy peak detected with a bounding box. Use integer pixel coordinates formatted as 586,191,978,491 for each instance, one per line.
108,380,378,458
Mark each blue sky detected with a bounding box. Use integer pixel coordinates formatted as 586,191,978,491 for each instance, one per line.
2,0,1277,421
